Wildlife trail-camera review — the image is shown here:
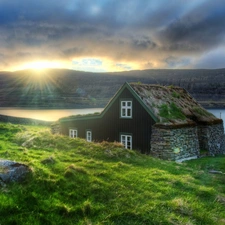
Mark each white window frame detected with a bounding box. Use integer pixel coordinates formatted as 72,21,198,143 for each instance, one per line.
69,129,78,138
86,130,92,142
121,100,132,118
121,134,132,149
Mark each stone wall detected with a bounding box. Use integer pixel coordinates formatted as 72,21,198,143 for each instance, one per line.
150,125,200,161
198,123,225,155
51,122,61,134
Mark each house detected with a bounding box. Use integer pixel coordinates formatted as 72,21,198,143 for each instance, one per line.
56,82,225,161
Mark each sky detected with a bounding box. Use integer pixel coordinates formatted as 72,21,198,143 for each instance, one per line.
0,0,225,72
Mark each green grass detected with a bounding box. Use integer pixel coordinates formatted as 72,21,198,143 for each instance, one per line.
172,91,180,98
0,122,225,224
159,102,186,121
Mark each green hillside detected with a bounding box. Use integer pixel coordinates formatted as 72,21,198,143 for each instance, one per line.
0,122,225,224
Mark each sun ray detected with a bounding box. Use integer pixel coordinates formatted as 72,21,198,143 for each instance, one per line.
6,69,64,108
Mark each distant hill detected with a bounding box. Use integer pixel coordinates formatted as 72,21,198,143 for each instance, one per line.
0,68,225,108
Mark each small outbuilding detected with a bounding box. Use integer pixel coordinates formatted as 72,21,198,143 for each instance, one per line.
55,82,225,161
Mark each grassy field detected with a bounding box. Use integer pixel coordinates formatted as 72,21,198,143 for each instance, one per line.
0,122,225,225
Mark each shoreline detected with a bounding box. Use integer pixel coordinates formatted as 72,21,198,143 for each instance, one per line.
0,114,53,126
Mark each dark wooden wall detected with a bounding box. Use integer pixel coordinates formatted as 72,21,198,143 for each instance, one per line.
60,86,156,154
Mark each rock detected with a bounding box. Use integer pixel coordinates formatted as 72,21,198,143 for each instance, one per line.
0,159,31,184
41,156,55,164
209,170,224,174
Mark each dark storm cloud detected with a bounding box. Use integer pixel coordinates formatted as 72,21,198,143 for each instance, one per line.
132,37,157,50
0,0,224,70
159,0,225,52
193,48,225,69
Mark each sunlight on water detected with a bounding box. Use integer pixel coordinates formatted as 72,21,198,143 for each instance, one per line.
0,108,103,121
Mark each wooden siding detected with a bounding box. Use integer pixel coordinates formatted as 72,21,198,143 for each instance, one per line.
60,86,156,154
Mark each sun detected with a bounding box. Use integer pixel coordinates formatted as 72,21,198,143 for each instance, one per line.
28,61,53,70
19,61,66,71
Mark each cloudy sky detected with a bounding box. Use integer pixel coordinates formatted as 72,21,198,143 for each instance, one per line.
0,0,225,72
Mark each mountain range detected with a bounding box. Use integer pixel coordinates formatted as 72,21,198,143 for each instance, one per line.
0,68,225,109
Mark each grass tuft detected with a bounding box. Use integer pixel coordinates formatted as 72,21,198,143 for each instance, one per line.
82,199,92,216
159,102,186,121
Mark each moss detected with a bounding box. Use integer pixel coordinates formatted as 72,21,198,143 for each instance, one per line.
159,104,169,118
159,102,186,120
172,91,180,98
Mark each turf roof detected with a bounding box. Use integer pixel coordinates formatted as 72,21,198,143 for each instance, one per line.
130,83,221,126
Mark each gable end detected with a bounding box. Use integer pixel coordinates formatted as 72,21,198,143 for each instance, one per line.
59,82,158,122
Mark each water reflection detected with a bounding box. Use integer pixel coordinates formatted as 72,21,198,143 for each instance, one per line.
0,107,224,125
0,108,103,121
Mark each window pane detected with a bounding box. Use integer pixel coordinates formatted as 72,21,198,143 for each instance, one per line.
121,101,132,118
70,129,78,138
121,135,132,149
127,136,132,149
70,129,74,138
87,131,92,142
121,135,125,141
127,109,131,116
121,136,125,146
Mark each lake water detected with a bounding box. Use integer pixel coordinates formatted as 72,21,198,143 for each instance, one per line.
207,109,225,128
0,107,224,125
0,108,103,121
207,109,224,120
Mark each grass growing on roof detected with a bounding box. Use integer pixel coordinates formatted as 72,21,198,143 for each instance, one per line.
159,102,186,121
60,112,101,121
172,91,180,98
0,122,225,224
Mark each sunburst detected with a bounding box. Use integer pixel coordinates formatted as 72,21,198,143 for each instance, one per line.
19,61,65,71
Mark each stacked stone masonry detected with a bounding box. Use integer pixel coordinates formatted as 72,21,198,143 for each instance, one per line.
150,126,200,161
51,122,61,134
150,122,225,161
198,123,225,156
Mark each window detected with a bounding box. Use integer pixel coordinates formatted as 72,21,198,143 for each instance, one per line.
121,134,132,149
69,129,78,138
121,100,132,118
86,130,92,142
